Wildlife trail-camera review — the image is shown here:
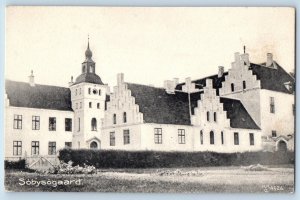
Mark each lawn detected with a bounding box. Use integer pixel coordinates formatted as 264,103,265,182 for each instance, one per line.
5,165,294,193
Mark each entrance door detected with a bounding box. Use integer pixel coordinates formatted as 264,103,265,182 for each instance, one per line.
90,141,98,149
277,140,287,152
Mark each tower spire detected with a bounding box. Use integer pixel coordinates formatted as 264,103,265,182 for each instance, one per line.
85,35,93,59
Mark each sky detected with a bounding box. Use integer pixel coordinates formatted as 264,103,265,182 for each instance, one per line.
5,7,295,88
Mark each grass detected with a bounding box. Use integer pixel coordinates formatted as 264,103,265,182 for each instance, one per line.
5,165,294,193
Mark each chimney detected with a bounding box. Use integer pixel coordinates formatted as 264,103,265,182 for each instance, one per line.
241,53,250,66
173,78,179,85
117,73,124,86
68,76,74,87
218,66,224,78
266,53,273,68
164,80,176,94
28,70,35,87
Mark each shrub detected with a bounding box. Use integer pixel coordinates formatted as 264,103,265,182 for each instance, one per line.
5,159,26,170
58,149,294,169
42,161,97,174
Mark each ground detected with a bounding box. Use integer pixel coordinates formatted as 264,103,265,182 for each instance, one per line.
5,165,294,193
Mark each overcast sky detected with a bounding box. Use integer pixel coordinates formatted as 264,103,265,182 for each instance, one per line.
5,7,295,88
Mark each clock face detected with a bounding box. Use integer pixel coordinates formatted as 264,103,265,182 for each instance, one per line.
93,89,97,95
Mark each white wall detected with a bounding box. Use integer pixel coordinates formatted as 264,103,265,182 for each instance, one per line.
5,106,73,159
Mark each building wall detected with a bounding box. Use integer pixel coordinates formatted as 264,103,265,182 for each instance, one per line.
5,106,73,159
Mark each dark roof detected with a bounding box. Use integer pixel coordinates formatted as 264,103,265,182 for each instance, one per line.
220,97,260,130
127,83,202,125
5,80,73,111
250,62,294,94
175,72,228,95
74,72,104,85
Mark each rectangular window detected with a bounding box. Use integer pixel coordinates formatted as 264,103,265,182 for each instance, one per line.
221,131,224,145
13,114,22,129
31,141,39,155
270,97,275,113
207,111,210,121
210,131,214,145
65,118,72,131
243,81,246,90
123,130,130,145
89,102,92,108
49,117,56,131
178,129,186,144
272,130,277,137
154,128,162,144
213,112,217,122
249,133,254,146
234,132,239,145
110,132,116,146
231,83,235,92
48,142,56,155
65,142,72,148
13,141,22,156
32,116,40,130
200,131,204,145
97,103,100,109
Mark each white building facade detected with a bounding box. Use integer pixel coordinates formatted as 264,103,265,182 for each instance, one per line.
4,43,295,160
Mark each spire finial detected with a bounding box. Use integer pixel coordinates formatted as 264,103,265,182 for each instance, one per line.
87,34,90,49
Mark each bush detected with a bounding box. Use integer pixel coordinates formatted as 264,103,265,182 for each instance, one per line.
58,149,294,169
5,159,26,170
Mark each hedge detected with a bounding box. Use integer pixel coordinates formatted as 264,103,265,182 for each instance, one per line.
58,149,294,168
5,159,26,170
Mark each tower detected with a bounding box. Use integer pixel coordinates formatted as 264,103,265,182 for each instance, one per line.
70,38,107,149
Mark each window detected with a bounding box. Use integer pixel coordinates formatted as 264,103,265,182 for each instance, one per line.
65,142,72,149
110,132,115,146
221,131,224,145
249,133,254,146
13,114,22,129
270,97,275,113
49,117,56,131
88,88,91,94
123,112,127,123
243,81,246,90
65,118,72,131
234,132,239,145
78,118,80,131
13,141,22,156
93,89,97,95
178,129,186,144
154,128,162,144
48,142,56,155
89,102,92,108
213,112,217,122
97,103,100,109
76,103,78,109
231,83,235,92
80,102,82,109
123,129,130,145
91,118,97,131
75,89,77,95
210,131,214,145
31,141,39,155
113,114,117,124
272,130,277,137
207,111,210,121
200,130,204,145
79,88,81,95
99,89,101,96
32,116,40,130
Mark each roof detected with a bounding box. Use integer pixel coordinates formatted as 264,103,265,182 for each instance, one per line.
220,97,260,130
74,72,104,85
250,62,294,94
175,72,228,95
5,80,73,111
127,83,201,125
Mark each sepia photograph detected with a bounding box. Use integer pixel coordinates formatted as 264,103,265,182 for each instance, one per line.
4,6,295,193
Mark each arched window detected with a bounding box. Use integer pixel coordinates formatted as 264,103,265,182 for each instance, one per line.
200,130,203,145
221,131,224,145
91,118,97,131
99,89,101,96
113,114,116,124
213,112,217,122
207,111,210,121
210,131,214,145
243,81,246,90
123,112,127,123
231,83,235,92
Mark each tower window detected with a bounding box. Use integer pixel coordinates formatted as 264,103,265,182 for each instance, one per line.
231,83,235,92
207,111,210,122
221,131,224,145
249,133,254,146
113,114,117,124
270,97,275,113
97,103,100,109
91,118,97,131
210,131,214,145
234,132,239,145
79,88,81,95
200,130,203,145
80,102,82,109
78,118,80,132
213,112,217,122
75,89,77,95
89,102,92,108
99,89,101,96
76,103,78,109
243,81,246,90
93,89,97,95
123,112,127,123
88,88,91,94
